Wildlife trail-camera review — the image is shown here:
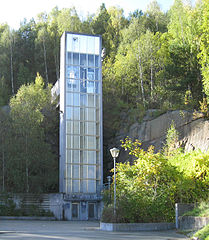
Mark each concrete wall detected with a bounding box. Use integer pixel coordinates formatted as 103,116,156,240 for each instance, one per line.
0,193,102,221
100,222,175,231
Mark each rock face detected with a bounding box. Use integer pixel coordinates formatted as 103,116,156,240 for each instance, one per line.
111,110,209,163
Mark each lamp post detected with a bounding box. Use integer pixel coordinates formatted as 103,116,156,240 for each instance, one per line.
110,147,120,216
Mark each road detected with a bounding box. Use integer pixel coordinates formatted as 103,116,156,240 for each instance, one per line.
0,220,188,240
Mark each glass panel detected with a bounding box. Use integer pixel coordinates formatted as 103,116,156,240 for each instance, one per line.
73,53,79,65
96,96,100,108
66,121,72,134
87,81,94,93
96,151,100,164
95,69,99,80
66,135,72,148
66,107,73,120
88,122,96,135
74,121,79,134
88,95,94,107
88,166,96,179
88,55,94,67
73,93,80,106
66,66,79,79
73,107,80,120
73,150,79,163
95,82,99,93
80,94,87,106
66,150,72,164
72,36,79,52
73,165,79,178
67,166,71,178
88,108,95,121
80,54,87,66
87,37,95,54
96,109,100,121
73,135,80,149
88,151,96,164
96,123,100,135
88,136,96,149
82,180,87,193
80,80,87,93
66,52,72,65
96,137,100,149
88,180,96,193
80,67,87,80
83,151,88,163
83,165,88,178
87,68,94,80
68,79,79,92
95,55,99,67
66,180,71,193
72,180,79,192
80,108,87,121
66,92,73,105
72,203,79,218
80,35,87,53
84,136,88,149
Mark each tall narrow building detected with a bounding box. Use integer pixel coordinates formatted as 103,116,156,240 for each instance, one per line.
59,32,103,220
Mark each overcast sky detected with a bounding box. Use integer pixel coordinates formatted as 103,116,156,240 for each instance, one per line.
0,0,180,29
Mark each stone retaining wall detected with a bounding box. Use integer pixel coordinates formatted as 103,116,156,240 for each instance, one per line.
100,222,175,232
178,216,209,230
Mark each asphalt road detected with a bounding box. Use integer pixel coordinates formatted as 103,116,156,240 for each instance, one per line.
0,220,188,240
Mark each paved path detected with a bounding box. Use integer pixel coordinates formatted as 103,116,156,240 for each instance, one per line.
0,220,188,240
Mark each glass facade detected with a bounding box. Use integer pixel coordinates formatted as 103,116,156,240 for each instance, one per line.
61,33,102,195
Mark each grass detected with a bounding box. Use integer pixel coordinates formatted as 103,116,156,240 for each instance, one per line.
193,224,209,240
183,201,209,217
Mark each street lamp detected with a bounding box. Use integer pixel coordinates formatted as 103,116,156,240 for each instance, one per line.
110,147,120,216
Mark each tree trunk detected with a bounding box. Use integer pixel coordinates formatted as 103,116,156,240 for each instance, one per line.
43,39,49,84
25,134,29,193
10,34,14,95
138,44,146,107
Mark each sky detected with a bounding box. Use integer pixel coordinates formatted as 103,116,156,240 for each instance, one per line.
0,0,175,30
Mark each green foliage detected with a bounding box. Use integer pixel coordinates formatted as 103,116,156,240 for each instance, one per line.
102,138,209,223
164,121,179,155
194,224,209,240
2,74,59,193
184,201,209,217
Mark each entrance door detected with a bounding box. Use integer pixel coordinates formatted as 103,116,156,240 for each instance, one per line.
72,203,79,219
88,203,95,219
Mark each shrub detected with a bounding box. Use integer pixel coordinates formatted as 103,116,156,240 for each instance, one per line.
102,138,209,223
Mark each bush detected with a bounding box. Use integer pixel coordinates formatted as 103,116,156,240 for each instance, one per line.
102,138,209,223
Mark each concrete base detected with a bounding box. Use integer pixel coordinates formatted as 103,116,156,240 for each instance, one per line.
0,216,56,221
100,222,175,231
178,216,209,230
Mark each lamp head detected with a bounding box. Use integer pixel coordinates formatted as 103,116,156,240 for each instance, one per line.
110,147,120,158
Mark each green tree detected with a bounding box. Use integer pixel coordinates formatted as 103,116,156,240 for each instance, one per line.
9,74,58,193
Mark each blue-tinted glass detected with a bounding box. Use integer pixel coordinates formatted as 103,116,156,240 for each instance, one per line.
95,55,99,67
66,52,72,65
80,67,87,79
95,82,99,93
88,55,94,67
87,68,94,80
73,93,80,106
73,53,79,65
80,94,87,106
73,66,79,79
95,68,99,80
67,79,79,92
80,54,87,66
80,80,87,93
87,81,94,93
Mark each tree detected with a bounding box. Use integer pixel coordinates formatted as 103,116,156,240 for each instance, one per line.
9,74,58,193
